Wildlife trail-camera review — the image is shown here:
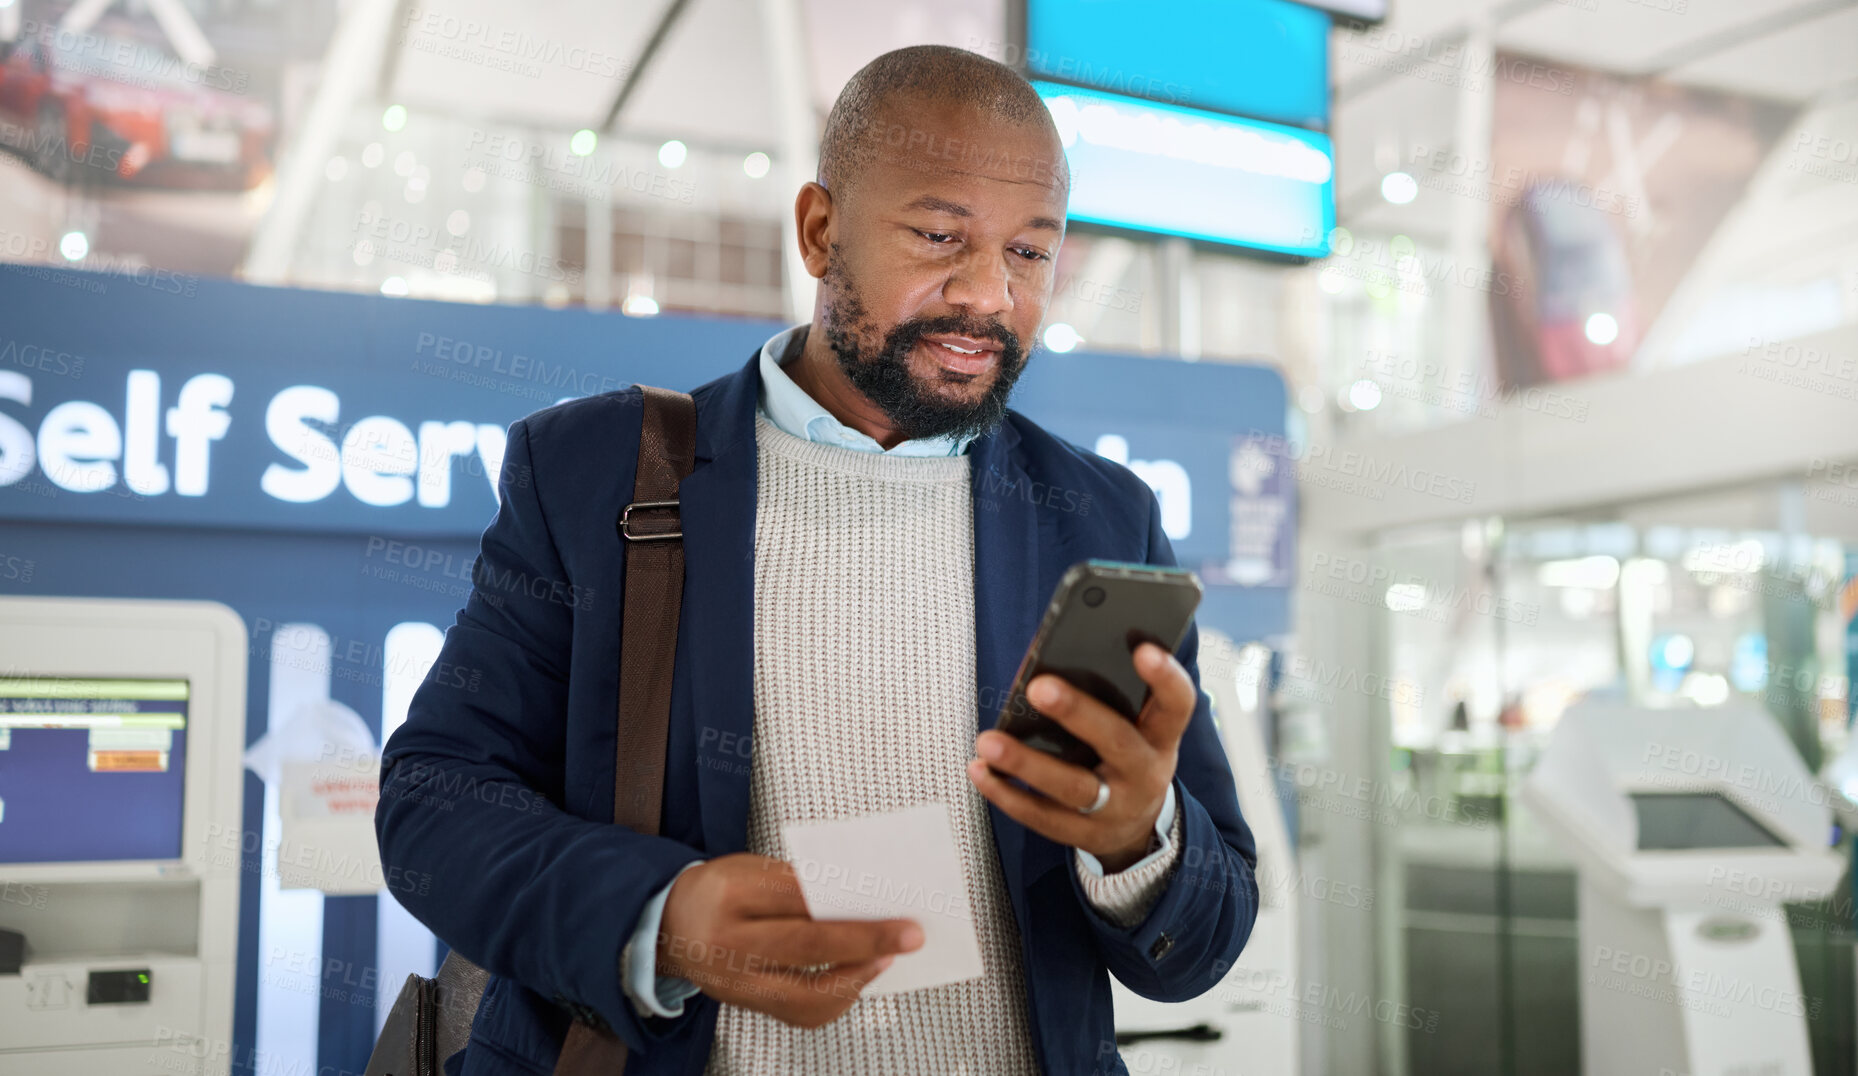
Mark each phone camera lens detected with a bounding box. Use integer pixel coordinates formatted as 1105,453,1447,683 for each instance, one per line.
1082,586,1106,607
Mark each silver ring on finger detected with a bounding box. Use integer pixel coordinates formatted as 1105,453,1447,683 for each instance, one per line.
1078,776,1111,816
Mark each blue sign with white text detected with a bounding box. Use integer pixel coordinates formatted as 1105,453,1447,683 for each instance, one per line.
0,265,1285,571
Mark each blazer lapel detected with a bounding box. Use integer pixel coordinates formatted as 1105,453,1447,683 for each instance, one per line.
969,417,1061,893
681,353,761,854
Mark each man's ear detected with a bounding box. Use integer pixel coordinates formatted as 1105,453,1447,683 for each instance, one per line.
794,182,834,281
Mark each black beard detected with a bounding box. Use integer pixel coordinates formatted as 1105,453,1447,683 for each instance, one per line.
819,252,1030,444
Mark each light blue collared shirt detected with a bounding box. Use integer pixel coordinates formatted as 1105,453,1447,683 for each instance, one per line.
756,323,978,457
620,325,1177,1020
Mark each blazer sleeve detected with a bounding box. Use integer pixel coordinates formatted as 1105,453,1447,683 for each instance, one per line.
1065,483,1260,1002
375,416,705,1051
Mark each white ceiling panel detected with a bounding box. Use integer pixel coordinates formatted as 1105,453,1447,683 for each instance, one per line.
386,0,674,129
618,0,782,147
1494,0,1808,77
801,0,1006,115
1665,5,1858,102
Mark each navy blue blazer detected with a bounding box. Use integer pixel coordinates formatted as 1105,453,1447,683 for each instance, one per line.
377,351,1259,1075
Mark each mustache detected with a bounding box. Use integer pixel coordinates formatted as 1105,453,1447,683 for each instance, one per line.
887,316,1021,357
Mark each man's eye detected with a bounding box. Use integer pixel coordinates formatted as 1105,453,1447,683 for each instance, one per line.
1014,248,1050,262
919,231,956,244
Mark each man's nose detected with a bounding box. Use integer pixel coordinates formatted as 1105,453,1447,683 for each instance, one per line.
942,249,1013,318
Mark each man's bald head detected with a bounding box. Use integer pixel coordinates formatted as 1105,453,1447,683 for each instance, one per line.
818,45,1070,203
786,45,1071,446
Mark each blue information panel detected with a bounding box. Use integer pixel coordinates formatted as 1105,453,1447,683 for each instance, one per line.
0,265,1289,574
0,677,189,863
1025,0,1331,129
1294,0,1386,20
1036,81,1335,259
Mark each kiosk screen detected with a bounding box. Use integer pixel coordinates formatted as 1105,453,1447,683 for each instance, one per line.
1630,791,1786,850
0,677,189,863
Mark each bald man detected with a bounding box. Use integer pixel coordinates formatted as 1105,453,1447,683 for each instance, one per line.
379,45,1258,1076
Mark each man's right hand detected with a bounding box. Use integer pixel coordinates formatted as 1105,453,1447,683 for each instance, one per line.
655,853,924,1028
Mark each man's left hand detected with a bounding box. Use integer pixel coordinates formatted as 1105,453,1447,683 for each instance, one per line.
966,641,1196,873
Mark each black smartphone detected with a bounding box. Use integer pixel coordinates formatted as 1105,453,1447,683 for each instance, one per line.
994,560,1204,770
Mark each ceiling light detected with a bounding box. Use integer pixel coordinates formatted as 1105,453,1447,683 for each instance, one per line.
1380,171,1417,205
1537,556,1620,589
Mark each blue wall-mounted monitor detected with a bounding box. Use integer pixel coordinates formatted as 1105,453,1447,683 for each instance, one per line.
1023,0,1331,130
1292,0,1387,22
1035,81,1335,260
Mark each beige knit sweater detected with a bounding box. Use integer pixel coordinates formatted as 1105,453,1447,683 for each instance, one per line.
701,415,1179,1075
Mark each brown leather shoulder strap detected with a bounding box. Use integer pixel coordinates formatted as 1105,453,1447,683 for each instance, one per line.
613,385,696,834
555,384,697,1076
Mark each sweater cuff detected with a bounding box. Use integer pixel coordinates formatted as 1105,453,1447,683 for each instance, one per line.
621,862,705,1018
1074,784,1186,929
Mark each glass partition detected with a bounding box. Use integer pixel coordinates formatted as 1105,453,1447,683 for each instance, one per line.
1306,482,1857,1075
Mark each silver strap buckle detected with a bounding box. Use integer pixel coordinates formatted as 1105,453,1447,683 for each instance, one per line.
619,500,682,541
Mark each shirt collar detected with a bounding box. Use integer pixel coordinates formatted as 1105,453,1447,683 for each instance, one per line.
757,324,977,458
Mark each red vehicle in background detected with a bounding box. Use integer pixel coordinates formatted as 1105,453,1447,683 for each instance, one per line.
0,22,273,190
1489,179,1643,390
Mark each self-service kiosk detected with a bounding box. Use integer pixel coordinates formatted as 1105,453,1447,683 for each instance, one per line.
0,596,246,1075
1112,629,1299,1075
1519,699,1842,1076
